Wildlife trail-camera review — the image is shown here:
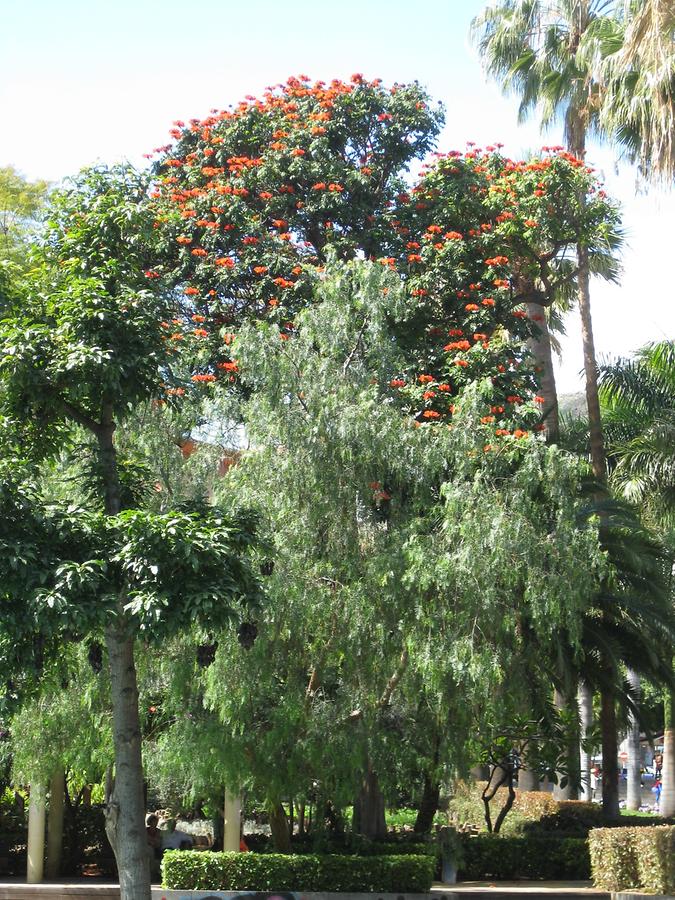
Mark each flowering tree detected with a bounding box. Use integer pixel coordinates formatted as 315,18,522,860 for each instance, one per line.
150,76,619,444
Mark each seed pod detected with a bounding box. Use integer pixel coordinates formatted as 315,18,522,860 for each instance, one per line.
88,641,103,674
237,622,258,650
196,642,218,668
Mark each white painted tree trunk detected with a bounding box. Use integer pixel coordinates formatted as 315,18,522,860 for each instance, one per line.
26,782,46,884
661,677,675,817
45,767,65,879
223,791,241,852
626,670,642,811
579,681,594,802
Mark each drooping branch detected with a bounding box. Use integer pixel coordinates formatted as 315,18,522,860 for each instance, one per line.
378,647,409,708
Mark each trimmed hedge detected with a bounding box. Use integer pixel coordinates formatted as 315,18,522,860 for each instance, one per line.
459,834,590,881
162,851,435,892
589,825,675,894
247,832,434,857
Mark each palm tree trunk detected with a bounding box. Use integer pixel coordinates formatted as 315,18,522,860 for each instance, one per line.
579,681,594,802
626,670,642,810
577,244,607,481
517,743,540,792
553,688,579,800
661,673,675,817
600,686,620,819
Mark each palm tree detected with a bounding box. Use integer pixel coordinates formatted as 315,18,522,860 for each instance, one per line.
600,341,675,526
472,0,619,809
573,496,674,817
472,0,614,478
600,0,675,184
599,340,675,816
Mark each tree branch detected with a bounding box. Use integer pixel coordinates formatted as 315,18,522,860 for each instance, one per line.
378,647,409,708
58,397,102,435
342,316,369,376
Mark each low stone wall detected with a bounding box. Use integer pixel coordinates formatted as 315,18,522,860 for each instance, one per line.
151,893,447,900
0,886,120,898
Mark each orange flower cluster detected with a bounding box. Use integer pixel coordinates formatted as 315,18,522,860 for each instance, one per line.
149,79,614,423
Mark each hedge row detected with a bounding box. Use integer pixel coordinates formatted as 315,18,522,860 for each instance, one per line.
162,851,435,892
589,826,675,894
246,832,434,857
459,835,590,881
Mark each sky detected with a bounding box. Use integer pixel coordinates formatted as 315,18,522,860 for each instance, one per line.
1,0,672,394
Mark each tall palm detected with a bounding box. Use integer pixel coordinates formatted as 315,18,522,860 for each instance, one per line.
600,340,675,816
472,0,618,809
472,0,614,478
600,0,675,184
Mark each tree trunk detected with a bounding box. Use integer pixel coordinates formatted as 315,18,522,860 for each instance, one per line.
661,678,675,817
517,751,539,793
97,419,151,900
600,686,620,819
211,810,224,852
223,791,241,852
298,800,306,837
104,624,150,900
578,681,594,802
414,772,440,833
26,782,46,884
45,767,65,879
267,799,291,852
526,302,560,443
626,670,642,810
553,688,578,800
577,244,607,481
353,765,387,840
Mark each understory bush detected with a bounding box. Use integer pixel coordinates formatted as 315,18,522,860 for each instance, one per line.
449,781,670,837
162,850,435,892
0,804,116,876
448,781,559,834
459,834,590,880
589,825,675,894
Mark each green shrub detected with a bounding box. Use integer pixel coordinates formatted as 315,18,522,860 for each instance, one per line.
523,800,604,836
162,851,435,892
459,834,590,880
248,830,435,857
589,826,675,894
448,781,558,835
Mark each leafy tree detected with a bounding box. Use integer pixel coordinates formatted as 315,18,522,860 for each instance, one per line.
0,166,49,264
146,76,620,834
0,166,262,900
144,262,610,842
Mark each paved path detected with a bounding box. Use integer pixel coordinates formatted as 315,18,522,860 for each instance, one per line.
433,883,606,895
0,883,610,900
